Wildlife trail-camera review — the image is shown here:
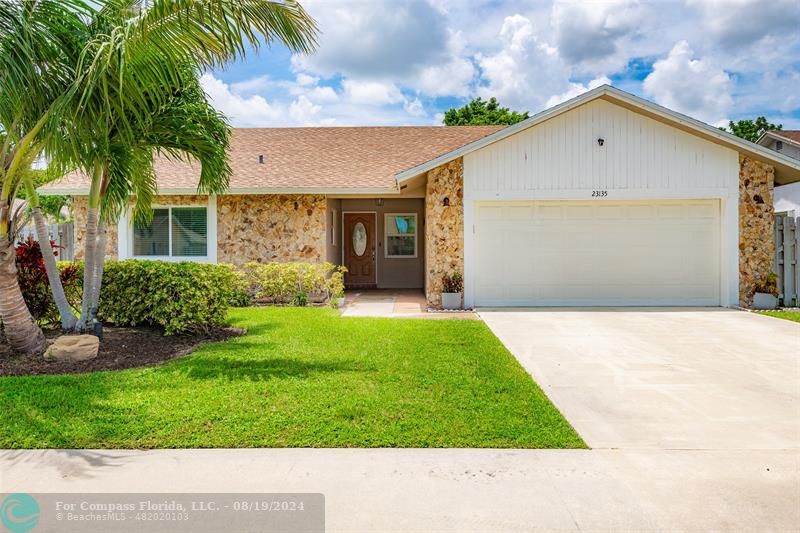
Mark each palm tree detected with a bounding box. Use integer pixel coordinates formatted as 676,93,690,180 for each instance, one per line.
79,71,233,327
64,0,317,332
0,0,92,353
0,0,317,351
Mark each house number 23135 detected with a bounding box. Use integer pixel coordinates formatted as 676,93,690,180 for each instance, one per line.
591,190,608,197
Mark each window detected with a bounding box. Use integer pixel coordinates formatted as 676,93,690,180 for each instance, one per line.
776,140,783,151
133,206,208,257
385,214,417,258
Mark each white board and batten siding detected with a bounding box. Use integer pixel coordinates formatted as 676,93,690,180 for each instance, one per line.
462,99,742,308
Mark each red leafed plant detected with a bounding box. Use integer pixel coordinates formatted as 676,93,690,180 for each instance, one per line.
15,236,81,325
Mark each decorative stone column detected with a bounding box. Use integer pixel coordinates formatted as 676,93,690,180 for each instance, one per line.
738,155,775,307
425,158,464,308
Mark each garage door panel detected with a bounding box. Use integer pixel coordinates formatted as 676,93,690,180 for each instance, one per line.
474,200,720,307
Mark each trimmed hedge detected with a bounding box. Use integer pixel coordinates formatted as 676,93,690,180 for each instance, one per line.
98,260,239,334
241,262,346,305
23,259,345,335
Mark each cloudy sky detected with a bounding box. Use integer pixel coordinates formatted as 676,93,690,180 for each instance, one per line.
202,0,800,129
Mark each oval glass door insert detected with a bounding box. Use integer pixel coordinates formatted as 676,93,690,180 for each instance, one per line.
352,222,367,256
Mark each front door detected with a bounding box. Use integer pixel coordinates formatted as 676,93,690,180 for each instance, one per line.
343,212,376,288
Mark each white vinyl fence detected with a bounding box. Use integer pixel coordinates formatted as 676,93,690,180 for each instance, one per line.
775,215,799,307
17,221,74,261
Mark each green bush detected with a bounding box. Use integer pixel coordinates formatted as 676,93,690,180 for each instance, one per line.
241,262,346,305
223,264,253,307
99,260,239,334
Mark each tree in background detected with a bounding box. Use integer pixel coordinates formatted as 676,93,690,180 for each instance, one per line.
723,117,783,143
443,97,529,126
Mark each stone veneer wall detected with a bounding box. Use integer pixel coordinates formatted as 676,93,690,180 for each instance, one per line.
217,194,326,264
72,196,119,260
739,155,775,307
425,158,464,308
72,194,327,264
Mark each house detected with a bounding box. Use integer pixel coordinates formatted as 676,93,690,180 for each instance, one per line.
40,85,800,308
757,130,800,217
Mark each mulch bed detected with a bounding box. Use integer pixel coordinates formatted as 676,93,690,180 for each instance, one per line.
0,326,245,377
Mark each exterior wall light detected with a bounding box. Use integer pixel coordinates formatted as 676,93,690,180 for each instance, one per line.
443,197,450,206
597,138,605,147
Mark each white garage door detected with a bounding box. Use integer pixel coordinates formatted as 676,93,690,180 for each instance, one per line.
474,200,721,306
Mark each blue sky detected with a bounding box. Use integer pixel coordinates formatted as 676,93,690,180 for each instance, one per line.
202,0,800,129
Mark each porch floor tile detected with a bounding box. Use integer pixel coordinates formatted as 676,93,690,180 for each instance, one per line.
341,290,477,319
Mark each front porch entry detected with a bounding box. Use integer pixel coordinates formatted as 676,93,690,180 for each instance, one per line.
341,289,477,319
333,198,425,291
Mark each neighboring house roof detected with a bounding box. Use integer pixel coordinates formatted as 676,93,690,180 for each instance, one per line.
39,126,504,195
396,85,800,186
756,130,800,148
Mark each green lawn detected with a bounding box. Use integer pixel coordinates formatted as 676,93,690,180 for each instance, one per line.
757,310,800,323
0,308,584,449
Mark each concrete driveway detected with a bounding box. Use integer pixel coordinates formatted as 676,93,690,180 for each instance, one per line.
480,308,800,450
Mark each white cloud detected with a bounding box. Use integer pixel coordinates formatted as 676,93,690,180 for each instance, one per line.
412,29,475,97
293,0,449,78
551,0,645,68
341,79,404,106
687,0,800,50
201,73,435,127
200,73,333,126
475,14,577,113
201,1,798,128
288,95,323,124
643,41,732,126
546,76,611,108
404,97,426,117
230,75,271,95
200,73,284,126
295,73,319,87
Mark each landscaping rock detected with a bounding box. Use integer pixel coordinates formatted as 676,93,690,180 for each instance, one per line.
44,335,99,362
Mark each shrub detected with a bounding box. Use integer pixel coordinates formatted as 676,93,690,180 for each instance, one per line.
15,237,81,325
753,272,779,297
240,262,346,305
442,272,463,294
99,260,239,334
223,264,253,307
292,291,308,307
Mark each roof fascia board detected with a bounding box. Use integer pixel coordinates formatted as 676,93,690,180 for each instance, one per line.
39,186,401,196
395,84,800,183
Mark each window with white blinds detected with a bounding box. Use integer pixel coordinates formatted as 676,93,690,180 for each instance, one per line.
133,207,208,257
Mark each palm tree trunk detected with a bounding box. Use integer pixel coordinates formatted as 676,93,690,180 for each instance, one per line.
31,206,78,330
76,164,104,332
76,205,98,332
88,218,107,313
0,237,46,355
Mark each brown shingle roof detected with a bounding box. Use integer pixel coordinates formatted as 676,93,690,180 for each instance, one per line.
41,126,505,194
769,130,800,144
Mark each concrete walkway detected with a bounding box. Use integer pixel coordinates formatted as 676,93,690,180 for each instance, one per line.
2,448,797,532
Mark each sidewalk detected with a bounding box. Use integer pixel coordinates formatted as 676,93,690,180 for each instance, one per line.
2,448,797,532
